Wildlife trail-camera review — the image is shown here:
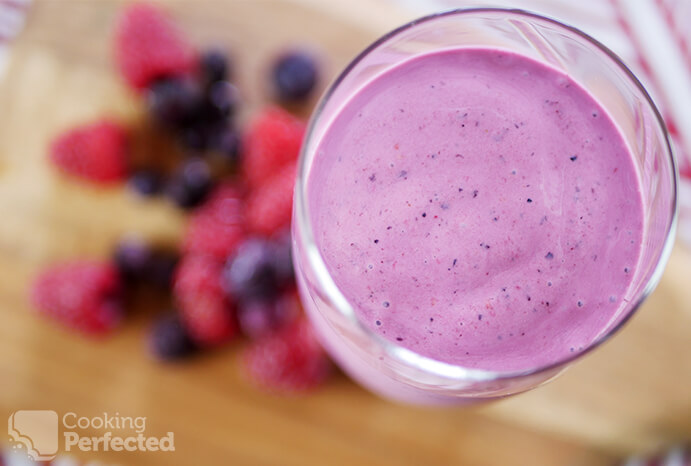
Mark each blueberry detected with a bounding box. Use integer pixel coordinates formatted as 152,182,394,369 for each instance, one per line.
180,125,210,151
147,251,179,290
237,295,298,340
271,230,294,285
114,238,179,289
205,81,238,120
147,78,201,130
212,127,241,165
222,238,280,302
183,81,237,133
272,51,318,101
113,237,153,283
128,169,164,197
199,49,230,86
164,158,214,209
148,313,197,361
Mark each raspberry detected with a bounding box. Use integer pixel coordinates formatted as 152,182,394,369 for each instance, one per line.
182,183,245,259
31,261,123,335
242,106,305,188
242,318,331,392
115,2,196,90
246,163,295,236
173,254,236,347
49,120,129,183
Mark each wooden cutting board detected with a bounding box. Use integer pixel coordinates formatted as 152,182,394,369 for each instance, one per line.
0,1,689,465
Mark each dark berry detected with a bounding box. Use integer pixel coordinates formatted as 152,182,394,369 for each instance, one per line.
128,169,164,197
237,293,299,340
199,49,229,85
147,251,179,289
222,238,280,302
272,51,318,101
208,81,237,118
147,77,201,129
180,125,210,151
165,158,214,209
148,313,197,361
113,237,153,283
213,127,241,165
271,230,294,284
114,238,179,289
197,81,238,125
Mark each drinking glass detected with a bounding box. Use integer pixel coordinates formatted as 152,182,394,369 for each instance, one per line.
292,8,678,404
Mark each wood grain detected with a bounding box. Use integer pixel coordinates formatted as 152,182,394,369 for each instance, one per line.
0,1,688,464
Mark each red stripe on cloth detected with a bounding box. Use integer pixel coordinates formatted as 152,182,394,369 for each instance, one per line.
611,0,655,76
655,0,691,75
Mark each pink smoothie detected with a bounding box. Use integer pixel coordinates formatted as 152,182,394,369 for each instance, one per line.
307,47,644,372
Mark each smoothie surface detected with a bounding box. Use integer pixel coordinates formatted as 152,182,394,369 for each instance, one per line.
307,47,644,371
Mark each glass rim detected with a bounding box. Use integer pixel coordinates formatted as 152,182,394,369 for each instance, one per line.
295,7,679,384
